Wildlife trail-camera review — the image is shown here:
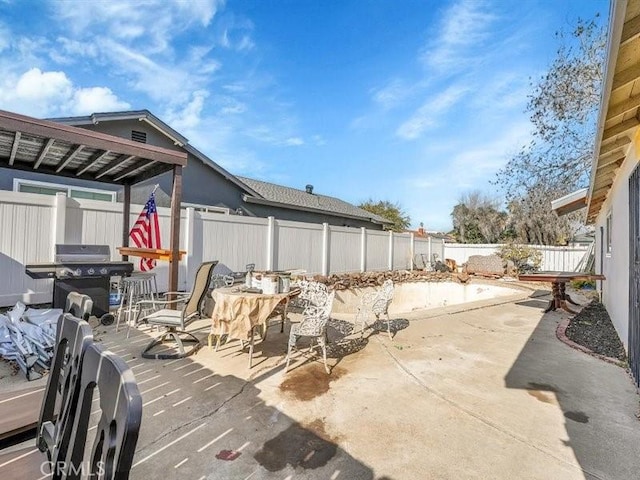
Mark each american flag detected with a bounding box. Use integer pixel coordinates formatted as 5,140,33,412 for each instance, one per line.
129,192,161,271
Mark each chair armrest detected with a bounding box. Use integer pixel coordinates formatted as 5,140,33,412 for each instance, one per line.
135,298,183,308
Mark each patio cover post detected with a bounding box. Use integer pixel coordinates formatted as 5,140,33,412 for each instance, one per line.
122,184,131,261
169,165,182,301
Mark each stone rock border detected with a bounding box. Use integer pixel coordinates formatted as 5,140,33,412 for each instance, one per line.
556,317,623,367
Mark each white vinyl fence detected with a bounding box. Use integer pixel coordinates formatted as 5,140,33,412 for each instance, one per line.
0,190,445,307
443,243,590,272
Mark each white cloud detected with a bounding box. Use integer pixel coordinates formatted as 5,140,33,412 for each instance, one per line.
421,0,497,72
396,84,469,140
70,86,130,114
51,0,222,53
371,78,413,109
284,137,304,146
165,90,208,131
0,68,129,117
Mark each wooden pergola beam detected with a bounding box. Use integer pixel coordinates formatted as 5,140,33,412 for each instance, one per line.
8,131,21,166
76,150,110,176
598,151,626,169
122,184,131,262
597,159,623,176
55,144,84,173
34,138,55,170
112,160,156,183
94,154,135,179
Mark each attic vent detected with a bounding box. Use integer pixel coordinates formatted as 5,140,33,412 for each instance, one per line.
305,184,314,194
131,130,147,143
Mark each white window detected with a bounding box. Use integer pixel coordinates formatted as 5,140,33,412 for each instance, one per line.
181,202,230,214
606,212,612,255
13,179,116,202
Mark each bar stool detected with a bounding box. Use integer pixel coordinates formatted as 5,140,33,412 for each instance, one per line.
116,273,158,335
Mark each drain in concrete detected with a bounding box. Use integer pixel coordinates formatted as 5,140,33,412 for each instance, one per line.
254,419,337,471
279,364,345,401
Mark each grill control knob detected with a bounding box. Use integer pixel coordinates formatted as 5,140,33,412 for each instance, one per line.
100,268,108,275
74,269,82,277
88,268,95,275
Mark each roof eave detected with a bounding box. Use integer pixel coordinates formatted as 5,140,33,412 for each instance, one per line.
586,0,628,223
551,188,589,216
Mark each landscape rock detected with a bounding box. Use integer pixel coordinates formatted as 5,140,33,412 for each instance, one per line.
311,270,458,290
465,254,504,276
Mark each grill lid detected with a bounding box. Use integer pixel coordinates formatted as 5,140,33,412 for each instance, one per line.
55,244,111,263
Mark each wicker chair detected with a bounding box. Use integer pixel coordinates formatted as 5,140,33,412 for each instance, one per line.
136,261,217,359
356,279,395,339
284,289,335,374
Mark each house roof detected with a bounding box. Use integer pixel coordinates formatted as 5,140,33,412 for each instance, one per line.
587,0,640,222
237,176,391,225
51,110,261,197
0,109,186,185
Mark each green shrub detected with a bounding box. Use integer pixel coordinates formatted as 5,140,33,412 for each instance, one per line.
570,279,596,289
497,243,542,274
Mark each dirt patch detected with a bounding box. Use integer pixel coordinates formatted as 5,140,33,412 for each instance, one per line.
279,364,346,401
565,301,626,361
254,419,338,472
525,382,559,404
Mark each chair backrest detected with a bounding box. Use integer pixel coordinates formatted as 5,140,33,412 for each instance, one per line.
65,292,93,321
371,280,394,315
38,314,94,461
297,281,329,307
184,261,218,319
65,343,142,480
298,290,335,337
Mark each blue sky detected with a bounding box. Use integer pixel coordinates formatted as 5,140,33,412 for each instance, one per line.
0,0,607,230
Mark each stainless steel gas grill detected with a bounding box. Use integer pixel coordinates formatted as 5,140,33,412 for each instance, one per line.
25,245,133,324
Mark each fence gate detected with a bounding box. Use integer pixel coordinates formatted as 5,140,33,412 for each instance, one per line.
629,165,640,387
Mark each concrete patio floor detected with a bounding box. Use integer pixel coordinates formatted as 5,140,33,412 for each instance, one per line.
5,284,640,479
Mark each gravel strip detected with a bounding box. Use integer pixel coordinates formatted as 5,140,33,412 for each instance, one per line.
565,301,626,361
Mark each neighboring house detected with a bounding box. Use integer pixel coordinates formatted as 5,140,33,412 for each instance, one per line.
405,225,456,243
556,0,640,386
0,110,389,230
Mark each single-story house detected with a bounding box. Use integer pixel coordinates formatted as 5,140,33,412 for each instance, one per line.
555,0,640,386
0,110,390,230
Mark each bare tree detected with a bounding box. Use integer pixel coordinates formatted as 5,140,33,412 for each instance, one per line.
451,191,507,243
495,17,606,244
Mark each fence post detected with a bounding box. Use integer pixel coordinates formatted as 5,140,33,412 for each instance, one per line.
409,233,415,270
322,223,330,276
428,236,432,263
266,216,275,271
360,227,367,273
184,207,196,290
52,192,67,260
388,230,394,270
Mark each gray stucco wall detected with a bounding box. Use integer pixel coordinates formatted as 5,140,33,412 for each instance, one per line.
0,118,384,229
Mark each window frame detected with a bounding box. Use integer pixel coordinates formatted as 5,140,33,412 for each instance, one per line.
13,178,117,203
605,211,612,256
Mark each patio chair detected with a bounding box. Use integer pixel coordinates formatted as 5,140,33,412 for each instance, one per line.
136,260,218,359
64,292,93,322
356,279,395,339
284,289,335,374
65,343,142,480
38,314,93,461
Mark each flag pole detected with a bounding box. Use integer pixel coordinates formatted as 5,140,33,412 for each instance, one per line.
151,184,159,195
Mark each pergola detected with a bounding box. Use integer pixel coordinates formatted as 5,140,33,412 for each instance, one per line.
0,109,188,293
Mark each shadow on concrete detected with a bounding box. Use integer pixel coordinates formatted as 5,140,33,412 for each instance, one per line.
504,309,639,479
89,324,393,480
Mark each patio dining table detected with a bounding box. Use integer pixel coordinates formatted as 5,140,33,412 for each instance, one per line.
518,271,605,314
207,286,299,347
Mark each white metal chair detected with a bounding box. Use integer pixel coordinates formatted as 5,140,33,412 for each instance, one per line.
356,279,395,339
284,289,335,374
